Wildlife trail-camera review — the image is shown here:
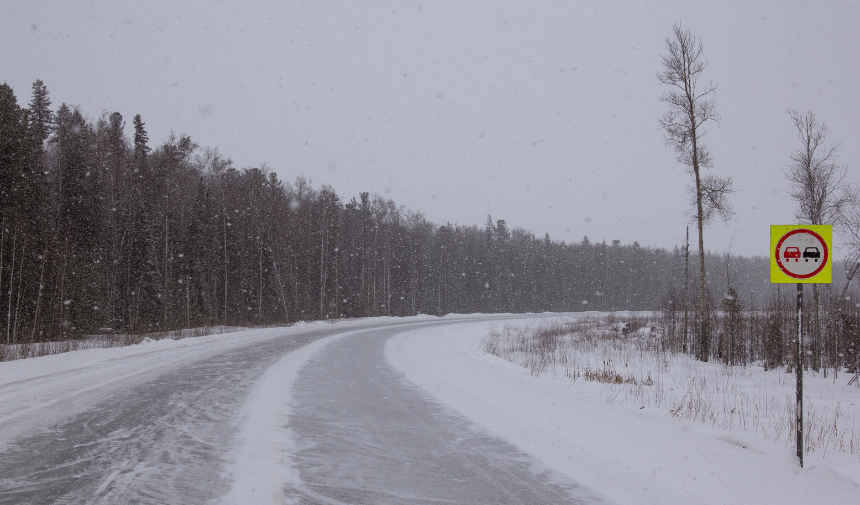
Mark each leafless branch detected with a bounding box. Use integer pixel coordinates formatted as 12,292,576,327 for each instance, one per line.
686,174,735,225
785,109,849,226
657,24,720,168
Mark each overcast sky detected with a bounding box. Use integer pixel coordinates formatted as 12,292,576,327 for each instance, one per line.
2,0,858,258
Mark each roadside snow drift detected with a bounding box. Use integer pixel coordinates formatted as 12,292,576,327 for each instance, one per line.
385,320,860,505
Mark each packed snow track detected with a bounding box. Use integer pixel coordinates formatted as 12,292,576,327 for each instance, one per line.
0,315,588,504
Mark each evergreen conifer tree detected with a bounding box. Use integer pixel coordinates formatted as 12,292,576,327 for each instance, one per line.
28,80,53,146
0,84,27,219
132,114,150,165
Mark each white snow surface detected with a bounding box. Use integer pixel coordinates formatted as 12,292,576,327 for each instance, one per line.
0,326,285,448
0,317,431,449
385,319,860,505
218,328,361,505
5,314,859,503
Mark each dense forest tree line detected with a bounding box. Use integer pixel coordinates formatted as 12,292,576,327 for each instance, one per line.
0,80,819,342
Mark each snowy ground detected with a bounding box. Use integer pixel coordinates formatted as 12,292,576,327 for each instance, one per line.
386,319,860,505
0,316,437,450
3,313,858,503
0,325,251,362
217,327,358,504
2,314,531,504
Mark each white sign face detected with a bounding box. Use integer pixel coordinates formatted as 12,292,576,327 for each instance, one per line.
774,229,828,279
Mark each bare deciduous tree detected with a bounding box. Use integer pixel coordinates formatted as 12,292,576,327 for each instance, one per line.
837,183,860,303
785,109,850,373
658,23,733,361
839,198,860,301
786,109,849,226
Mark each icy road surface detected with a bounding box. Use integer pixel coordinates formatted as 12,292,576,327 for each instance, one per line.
284,321,589,503
0,315,586,504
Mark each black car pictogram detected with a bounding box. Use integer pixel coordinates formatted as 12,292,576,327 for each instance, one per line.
803,247,820,262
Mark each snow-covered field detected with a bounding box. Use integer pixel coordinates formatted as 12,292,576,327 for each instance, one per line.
479,315,859,461
386,318,860,505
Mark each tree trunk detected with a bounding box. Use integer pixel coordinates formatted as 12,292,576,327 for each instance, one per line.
333,229,340,319
692,120,710,362
0,220,5,342
271,248,289,321
258,237,263,322
812,284,821,372
319,207,328,318
58,238,68,338
839,262,860,301
6,225,17,343
12,244,24,342
164,212,169,326
683,226,689,353
186,274,190,328
223,215,228,323
31,244,48,341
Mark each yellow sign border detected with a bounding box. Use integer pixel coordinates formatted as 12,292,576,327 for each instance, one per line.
770,225,832,284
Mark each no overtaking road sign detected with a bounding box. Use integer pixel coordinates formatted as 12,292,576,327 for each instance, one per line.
770,225,832,284
770,224,831,470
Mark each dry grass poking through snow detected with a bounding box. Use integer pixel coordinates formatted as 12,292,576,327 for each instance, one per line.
0,326,250,362
481,314,860,459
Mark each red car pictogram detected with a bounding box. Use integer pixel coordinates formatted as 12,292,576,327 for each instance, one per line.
784,247,801,261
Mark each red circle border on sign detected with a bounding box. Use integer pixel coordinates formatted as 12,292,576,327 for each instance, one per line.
774,228,829,279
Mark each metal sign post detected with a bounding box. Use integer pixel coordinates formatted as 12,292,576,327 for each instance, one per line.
770,224,832,468
795,283,803,468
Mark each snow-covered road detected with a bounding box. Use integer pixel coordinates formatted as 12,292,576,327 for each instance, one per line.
281,321,589,503
0,324,354,504
0,314,577,504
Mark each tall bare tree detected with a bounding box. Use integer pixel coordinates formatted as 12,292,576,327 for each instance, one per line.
658,23,734,361
785,109,849,372
786,110,849,227
839,200,860,301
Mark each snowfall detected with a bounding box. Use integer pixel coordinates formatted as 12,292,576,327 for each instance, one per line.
1,314,858,504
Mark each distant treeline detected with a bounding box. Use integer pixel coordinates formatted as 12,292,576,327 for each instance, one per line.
0,80,836,341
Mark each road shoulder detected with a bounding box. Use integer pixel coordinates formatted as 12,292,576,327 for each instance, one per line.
385,319,860,505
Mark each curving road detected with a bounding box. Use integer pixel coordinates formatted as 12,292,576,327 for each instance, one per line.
0,316,588,504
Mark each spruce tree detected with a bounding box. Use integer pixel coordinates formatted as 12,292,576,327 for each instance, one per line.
132,114,150,165
0,84,26,219
23,80,51,229
28,80,53,146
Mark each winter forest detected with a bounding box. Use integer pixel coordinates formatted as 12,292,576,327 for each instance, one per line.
0,78,858,373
